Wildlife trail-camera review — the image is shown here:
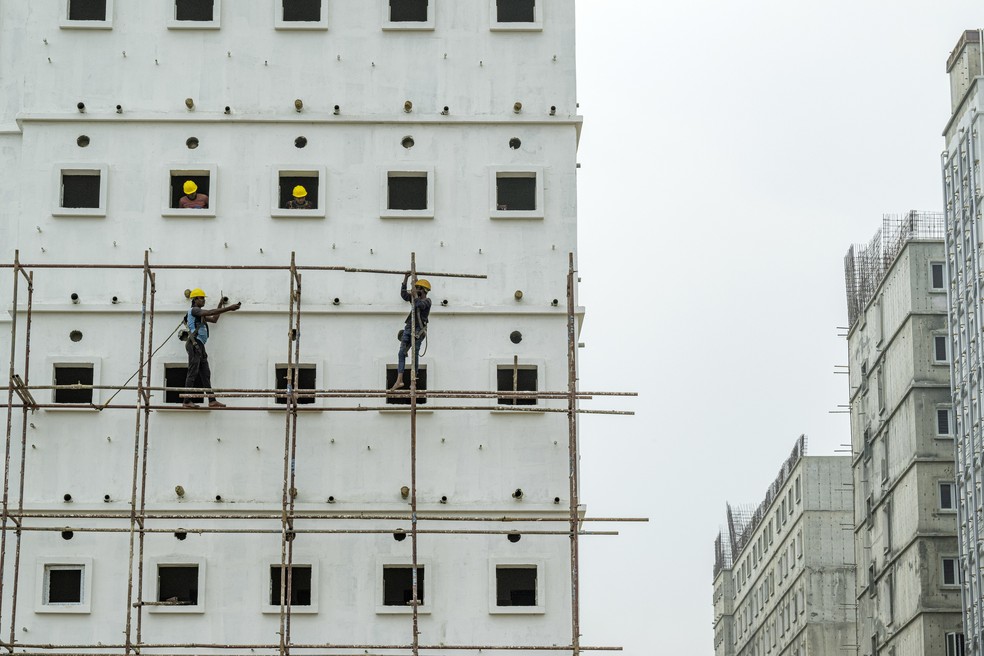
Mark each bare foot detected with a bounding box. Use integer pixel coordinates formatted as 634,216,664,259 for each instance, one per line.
182,402,200,409
390,378,404,391
208,400,227,408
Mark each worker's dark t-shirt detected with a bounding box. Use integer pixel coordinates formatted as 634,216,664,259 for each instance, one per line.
401,283,431,329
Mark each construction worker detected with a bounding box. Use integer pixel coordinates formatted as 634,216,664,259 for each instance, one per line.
183,289,241,408
178,180,208,209
287,185,312,210
390,274,431,390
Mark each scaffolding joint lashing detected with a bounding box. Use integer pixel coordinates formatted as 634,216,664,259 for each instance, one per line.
8,376,35,411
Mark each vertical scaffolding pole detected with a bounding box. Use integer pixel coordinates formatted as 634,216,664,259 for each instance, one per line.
279,253,302,656
135,269,156,645
409,253,420,656
124,253,151,655
566,253,581,655
0,252,21,647
6,267,32,650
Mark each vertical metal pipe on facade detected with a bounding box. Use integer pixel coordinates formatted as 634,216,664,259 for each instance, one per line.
566,253,580,655
135,270,157,644
0,252,21,641
409,253,420,656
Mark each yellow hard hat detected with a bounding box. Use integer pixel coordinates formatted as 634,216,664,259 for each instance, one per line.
292,185,307,198
183,180,198,194
414,279,431,291
189,288,206,299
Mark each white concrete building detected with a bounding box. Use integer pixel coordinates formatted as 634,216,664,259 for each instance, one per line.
844,213,964,656
0,1,606,652
943,28,984,656
712,437,856,656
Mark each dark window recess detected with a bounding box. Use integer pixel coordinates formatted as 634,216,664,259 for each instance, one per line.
275,366,316,405
165,366,202,404
943,558,958,585
61,174,100,209
932,263,945,289
279,176,319,209
386,367,427,405
935,336,948,361
47,568,83,604
269,565,312,606
54,365,94,404
497,366,537,405
383,566,424,606
170,175,210,209
283,0,321,21
387,175,428,211
947,632,967,656
941,483,954,509
69,0,107,20
497,0,535,22
158,565,199,605
496,176,536,211
496,566,537,606
938,409,951,435
390,0,428,21
175,0,214,21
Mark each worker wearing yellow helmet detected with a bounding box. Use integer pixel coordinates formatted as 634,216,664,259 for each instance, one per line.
183,288,242,408
178,180,209,209
287,185,313,210
390,274,432,390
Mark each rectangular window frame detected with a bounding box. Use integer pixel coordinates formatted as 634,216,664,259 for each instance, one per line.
380,167,435,219
163,362,202,405
930,261,946,292
148,557,206,614
376,558,432,615
941,556,960,588
168,0,221,29
275,0,328,30
52,164,108,217
940,481,957,512
934,334,950,364
488,558,545,614
46,357,102,410
260,557,319,614
35,557,92,614
60,0,114,29
270,167,327,218
382,0,435,31
936,406,955,438
490,357,545,411
489,0,542,31
162,165,218,218
268,358,325,408
490,167,544,220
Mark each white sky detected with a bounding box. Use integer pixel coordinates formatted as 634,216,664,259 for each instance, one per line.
574,2,983,653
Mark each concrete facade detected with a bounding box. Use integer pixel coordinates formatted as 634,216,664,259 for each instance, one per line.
713,438,856,656
943,29,984,656
845,223,964,656
0,1,593,652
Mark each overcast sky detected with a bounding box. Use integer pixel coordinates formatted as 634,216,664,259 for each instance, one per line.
573,2,983,652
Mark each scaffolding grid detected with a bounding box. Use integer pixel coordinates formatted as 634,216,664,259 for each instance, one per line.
1,251,641,655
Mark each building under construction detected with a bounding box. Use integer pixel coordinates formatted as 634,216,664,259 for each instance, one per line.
0,1,637,654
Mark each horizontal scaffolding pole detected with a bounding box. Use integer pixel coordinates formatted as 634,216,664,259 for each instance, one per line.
6,511,648,523
0,262,487,279
3,644,622,652
10,526,619,536
5,402,634,416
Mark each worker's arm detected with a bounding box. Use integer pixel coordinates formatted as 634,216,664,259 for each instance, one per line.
200,302,241,323
400,272,412,302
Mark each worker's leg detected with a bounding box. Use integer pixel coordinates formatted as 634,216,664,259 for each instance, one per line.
184,340,203,407
197,345,225,408
392,328,412,390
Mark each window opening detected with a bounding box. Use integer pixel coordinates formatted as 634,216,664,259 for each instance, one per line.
496,174,536,211
175,0,214,21
275,365,316,405
390,0,428,21
45,566,83,604
69,0,107,21
383,566,424,606
935,335,949,362
942,557,958,586
283,0,321,21
496,566,537,606
932,262,946,290
158,565,199,605
54,365,93,404
947,632,967,656
387,174,428,211
941,481,956,510
269,565,312,605
170,174,210,209
496,361,537,405
938,408,952,436
279,175,319,210
61,172,101,209
496,0,534,22
386,366,427,405
164,365,202,404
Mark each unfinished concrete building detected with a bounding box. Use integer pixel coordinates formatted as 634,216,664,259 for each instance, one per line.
844,212,964,655
0,1,638,654
712,437,855,656
943,28,984,656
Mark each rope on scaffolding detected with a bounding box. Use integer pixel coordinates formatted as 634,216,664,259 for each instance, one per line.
98,321,184,410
